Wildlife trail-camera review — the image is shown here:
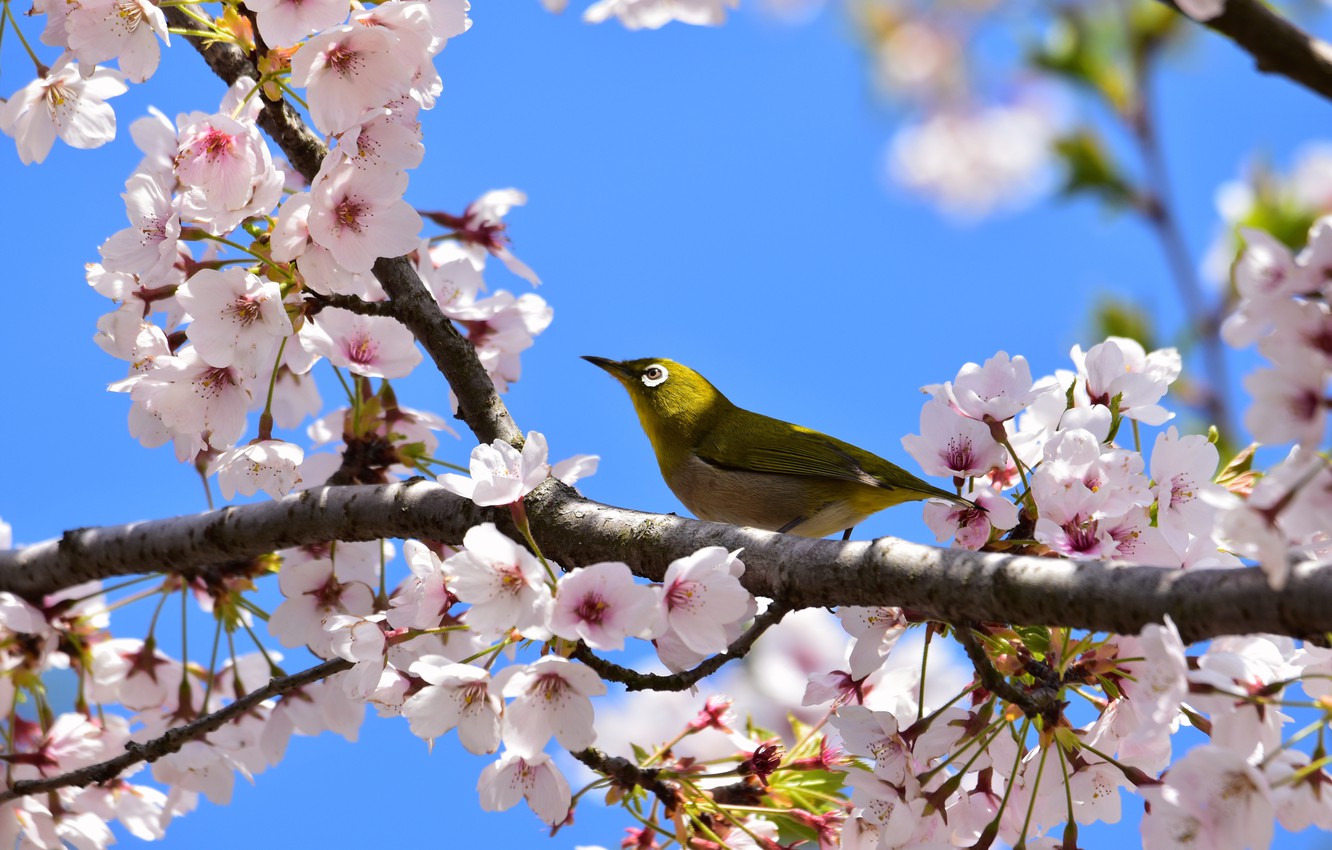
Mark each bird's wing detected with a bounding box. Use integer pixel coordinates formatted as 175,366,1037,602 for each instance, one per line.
695,411,966,502
695,415,884,486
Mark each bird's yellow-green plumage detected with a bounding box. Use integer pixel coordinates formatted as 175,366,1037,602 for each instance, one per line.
583,356,971,539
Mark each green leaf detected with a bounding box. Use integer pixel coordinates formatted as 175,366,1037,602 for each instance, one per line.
1052,131,1137,209
1014,625,1052,658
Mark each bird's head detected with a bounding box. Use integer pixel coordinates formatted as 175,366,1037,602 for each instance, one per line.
582,356,731,452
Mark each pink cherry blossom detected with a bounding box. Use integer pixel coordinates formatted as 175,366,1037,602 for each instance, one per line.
582,0,737,30
0,57,126,164
476,751,571,825
98,172,180,285
452,291,554,393
1150,427,1223,550
245,0,350,47
1242,358,1327,446
1141,744,1274,850
387,540,455,630
935,350,1038,423
329,111,425,175
922,483,1019,550
299,307,422,379
174,110,284,236
268,557,374,657
498,656,606,756
838,606,907,679
65,0,170,83
901,399,1008,479
176,268,292,374
435,189,542,285
444,523,552,640
290,25,417,134
308,163,423,272
656,546,752,656
127,347,252,452
550,561,661,650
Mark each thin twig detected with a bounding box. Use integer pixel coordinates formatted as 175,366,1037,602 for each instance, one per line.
953,622,1060,720
0,657,352,804
569,605,790,692
305,291,401,319
571,747,682,810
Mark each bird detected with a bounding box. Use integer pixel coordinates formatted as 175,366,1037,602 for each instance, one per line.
583,356,973,539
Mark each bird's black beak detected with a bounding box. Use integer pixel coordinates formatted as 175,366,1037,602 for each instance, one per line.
581,356,635,382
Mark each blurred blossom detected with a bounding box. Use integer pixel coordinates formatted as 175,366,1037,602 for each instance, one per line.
886,95,1061,218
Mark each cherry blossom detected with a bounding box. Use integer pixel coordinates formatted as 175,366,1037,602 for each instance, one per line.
550,561,661,650
0,57,126,164
1141,744,1274,850
299,307,422,379
901,399,1007,479
245,0,350,47
174,108,284,236
290,25,417,135
656,546,752,656
922,482,1019,550
1071,337,1181,426
931,350,1038,423
444,522,552,640
307,163,423,272
207,440,305,500
582,0,737,30
439,432,553,506
887,97,1057,218
1150,427,1223,550
176,268,292,374
838,606,907,679
268,557,375,657
65,0,170,83
387,540,455,630
98,172,180,284
498,656,606,756
127,347,253,453
476,751,571,825
438,189,541,285
403,657,502,753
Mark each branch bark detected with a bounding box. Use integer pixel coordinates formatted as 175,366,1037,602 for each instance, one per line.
1160,0,1332,104
3,480,1330,644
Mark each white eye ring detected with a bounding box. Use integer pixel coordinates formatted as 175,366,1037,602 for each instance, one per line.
641,364,669,388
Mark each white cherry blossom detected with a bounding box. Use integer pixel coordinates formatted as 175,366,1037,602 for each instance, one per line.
0,57,126,164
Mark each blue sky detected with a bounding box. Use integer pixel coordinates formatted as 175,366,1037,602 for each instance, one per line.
3,0,1331,847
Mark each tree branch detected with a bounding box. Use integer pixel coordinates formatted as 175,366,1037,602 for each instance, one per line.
569,604,790,691
571,747,681,811
3,480,1331,644
1161,0,1332,104
953,623,1059,720
0,657,352,804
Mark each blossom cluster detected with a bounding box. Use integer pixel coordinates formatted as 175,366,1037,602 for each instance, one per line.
2,0,556,502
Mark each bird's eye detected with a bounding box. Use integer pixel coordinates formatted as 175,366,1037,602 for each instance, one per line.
641,364,669,388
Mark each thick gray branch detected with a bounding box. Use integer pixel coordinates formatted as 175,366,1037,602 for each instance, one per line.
1162,0,1332,104
2,481,1329,644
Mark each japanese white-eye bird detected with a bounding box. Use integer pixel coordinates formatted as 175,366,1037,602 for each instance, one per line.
583,356,972,539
